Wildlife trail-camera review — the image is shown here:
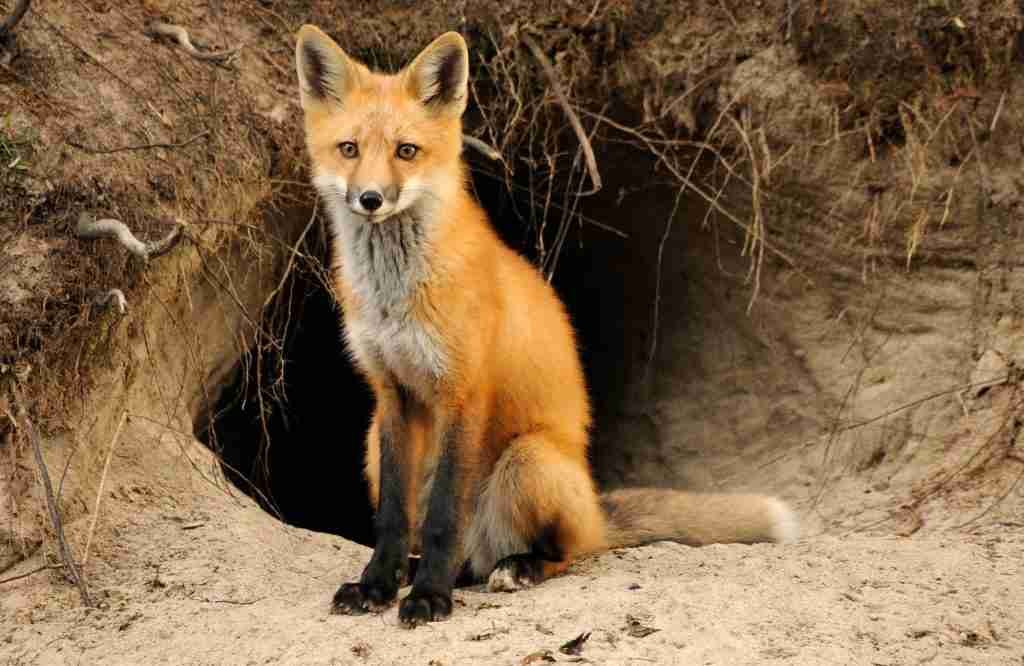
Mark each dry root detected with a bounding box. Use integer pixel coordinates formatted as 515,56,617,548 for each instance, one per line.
75,214,182,262
94,289,127,314
522,33,601,195
146,21,241,63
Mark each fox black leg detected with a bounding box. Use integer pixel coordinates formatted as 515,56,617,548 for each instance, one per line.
333,387,411,614
488,524,565,592
406,558,477,587
399,422,466,627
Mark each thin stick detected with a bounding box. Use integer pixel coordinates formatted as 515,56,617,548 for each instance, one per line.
462,134,502,161
0,563,65,586
82,411,127,568
0,0,30,37
67,130,209,155
522,34,602,195
146,21,241,63
990,90,1007,134
16,396,93,606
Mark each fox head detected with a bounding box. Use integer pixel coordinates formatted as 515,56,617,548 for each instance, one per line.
295,26,469,223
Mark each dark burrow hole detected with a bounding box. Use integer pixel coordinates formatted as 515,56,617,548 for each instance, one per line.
196,142,679,547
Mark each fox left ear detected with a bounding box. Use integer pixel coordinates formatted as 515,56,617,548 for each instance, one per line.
295,25,359,111
404,32,469,117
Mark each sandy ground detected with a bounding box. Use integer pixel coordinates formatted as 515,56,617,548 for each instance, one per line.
2,428,1022,666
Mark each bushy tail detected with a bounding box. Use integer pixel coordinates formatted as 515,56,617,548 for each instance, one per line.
600,488,799,549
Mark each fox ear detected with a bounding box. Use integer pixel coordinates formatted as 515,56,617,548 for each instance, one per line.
404,32,469,117
295,25,357,110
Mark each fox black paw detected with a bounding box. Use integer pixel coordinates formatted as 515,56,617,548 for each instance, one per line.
398,589,453,627
487,554,544,592
331,581,396,615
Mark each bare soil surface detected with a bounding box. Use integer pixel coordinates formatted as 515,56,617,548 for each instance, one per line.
3,428,1022,666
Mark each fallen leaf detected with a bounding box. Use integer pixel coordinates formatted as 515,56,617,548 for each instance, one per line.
624,615,659,638
559,632,592,655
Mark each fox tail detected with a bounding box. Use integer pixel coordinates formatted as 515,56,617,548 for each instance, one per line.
600,487,799,549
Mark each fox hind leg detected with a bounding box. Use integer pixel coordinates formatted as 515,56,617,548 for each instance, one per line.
487,524,574,592
463,433,606,592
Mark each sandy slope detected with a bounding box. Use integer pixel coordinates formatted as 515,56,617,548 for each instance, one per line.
3,434,1021,666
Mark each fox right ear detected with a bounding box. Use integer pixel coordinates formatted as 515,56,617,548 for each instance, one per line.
404,32,469,117
295,25,356,110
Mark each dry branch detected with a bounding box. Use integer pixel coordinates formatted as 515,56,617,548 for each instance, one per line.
522,34,602,196
75,214,183,262
146,21,241,63
462,134,502,161
14,394,93,606
67,130,209,155
0,563,65,586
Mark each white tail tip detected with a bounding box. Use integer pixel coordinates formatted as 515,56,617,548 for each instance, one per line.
768,498,800,543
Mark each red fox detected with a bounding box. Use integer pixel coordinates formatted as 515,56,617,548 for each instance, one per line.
295,26,798,628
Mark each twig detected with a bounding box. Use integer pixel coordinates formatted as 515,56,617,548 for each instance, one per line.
67,130,209,155
94,288,127,314
0,563,65,586
15,394,93,606
75,214,183,262
0,0,30,37
717,0,741,30
82,411,127,568
954,465,1024,530
990,90,1006,134
471,165,627,237
462,134,502,161
522,33,602,195
146,21,241,63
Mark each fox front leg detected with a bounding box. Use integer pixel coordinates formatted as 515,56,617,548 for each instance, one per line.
398,418,473,627
332,386,413,614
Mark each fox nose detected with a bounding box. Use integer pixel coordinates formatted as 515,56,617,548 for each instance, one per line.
359,190,383,212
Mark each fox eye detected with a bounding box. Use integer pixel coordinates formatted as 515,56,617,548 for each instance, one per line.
338,141,359,159
396,143,419,161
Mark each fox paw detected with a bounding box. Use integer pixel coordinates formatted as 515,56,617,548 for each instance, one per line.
398,588,453,627
487,554,544,592
331,581,396,615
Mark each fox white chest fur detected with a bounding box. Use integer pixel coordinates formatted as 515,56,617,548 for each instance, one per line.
323,193,449,400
